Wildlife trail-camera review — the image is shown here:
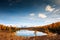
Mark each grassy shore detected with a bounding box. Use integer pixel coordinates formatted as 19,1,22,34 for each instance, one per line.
0,32,25,40
0,31,60,40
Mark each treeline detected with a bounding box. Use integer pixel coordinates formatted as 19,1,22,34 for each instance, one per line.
0,24,20,32
35,22,60,34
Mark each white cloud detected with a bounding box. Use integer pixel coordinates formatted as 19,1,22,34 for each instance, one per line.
44,18,60,25
45,5,55,12
53,9,60,14
29,13,35,16
38,13,47,18
56,18,60,20
56,18,60,22
29,13,36,20
29,17,35,20
55,0,60,5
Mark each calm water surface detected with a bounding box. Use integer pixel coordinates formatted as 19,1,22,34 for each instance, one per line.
16,30,47,37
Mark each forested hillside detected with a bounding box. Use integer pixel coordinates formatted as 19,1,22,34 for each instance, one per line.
0,24,20,32
35,22,60,34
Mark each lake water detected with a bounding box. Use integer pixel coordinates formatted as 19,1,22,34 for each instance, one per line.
16,30,47,37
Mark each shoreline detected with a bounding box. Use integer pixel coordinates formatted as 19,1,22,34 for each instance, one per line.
0,31,60,40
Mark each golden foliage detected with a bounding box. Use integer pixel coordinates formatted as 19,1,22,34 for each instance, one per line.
37,22,60,34
0,24,20,32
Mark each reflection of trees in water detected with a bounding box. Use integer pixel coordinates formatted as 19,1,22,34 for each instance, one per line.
34,30,37,40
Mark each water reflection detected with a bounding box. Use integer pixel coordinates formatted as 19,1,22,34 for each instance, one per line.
16,30,47,37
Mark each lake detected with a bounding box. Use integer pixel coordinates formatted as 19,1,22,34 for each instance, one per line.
16,30,47,37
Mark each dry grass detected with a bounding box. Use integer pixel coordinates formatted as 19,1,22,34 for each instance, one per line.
0,32,25,40
0,31,60,40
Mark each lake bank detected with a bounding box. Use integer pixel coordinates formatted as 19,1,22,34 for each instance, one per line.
0,31,60,40
0,32,25,40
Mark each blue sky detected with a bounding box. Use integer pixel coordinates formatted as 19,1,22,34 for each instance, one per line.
0,0,60,27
